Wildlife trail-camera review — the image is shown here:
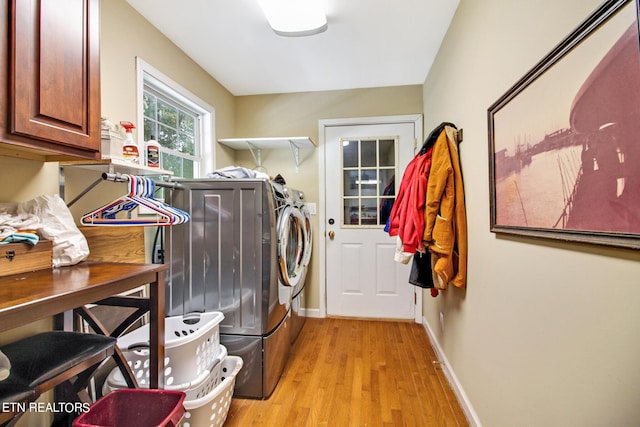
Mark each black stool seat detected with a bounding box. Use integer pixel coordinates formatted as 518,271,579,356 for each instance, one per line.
0,332,116,426
1,331,116,388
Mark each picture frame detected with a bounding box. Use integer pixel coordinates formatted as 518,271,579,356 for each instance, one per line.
487,0,640,249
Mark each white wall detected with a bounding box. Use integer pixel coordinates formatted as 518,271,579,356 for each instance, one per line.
422,0,640,426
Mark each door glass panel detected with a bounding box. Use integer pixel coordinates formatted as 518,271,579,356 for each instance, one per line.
359,170,378,196
361,199,378,225
344,199,360,225
361,140,377,167
343,170,358,197
340,136,398,227
342,140,358,168
379,169,395,197
380,139,395,167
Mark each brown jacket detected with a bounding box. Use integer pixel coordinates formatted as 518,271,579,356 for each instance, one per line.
422,126,468,289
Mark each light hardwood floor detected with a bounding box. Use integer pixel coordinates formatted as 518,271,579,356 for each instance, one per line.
224,317,469,426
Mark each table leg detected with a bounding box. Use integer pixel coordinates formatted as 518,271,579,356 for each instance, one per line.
149,272,165,389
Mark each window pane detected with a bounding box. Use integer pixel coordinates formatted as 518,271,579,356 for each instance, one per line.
361,140,376,167
143,93,156,120
343,140,358,168
379,170,395,197
142,68,206,179
343,170,358,197
178,132,195,155
344,199,359,226
379,139,395,167
338,136,400,228
183,158,194,179
161,153,182,176
380,196,394,224
157,100,178,128
361,199,378,225
179,112,195,135
144,118,158,141
159,125,177,150
359,170,378,196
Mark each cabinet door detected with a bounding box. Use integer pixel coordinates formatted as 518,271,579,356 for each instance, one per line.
10,0,100,154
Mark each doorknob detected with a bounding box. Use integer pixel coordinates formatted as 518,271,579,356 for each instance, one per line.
328,231,335,240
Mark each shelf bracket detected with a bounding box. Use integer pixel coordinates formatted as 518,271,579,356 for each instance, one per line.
289,140,301,173
246,141,263,171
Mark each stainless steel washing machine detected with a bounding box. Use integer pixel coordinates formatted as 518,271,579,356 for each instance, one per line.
286,187,312,343
166,178,307,399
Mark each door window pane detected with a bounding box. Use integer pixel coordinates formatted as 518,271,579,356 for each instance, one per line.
344,199,360,225
343,170,359,197
379,170,395,197
361,140,377,167
342,140,358,168
340,137,398,227
380,139,395,167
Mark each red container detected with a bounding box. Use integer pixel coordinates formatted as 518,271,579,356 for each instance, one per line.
73,389,186,427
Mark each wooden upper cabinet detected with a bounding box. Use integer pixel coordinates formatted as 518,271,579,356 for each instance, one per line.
2,0,101,159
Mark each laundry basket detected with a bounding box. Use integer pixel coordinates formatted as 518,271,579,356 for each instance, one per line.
73,389,185,427
102,345,228,397
117,311,224,387
179,355,243,427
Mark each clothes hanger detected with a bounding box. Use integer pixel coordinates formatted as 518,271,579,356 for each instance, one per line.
130,176,190,225
80,175,189,226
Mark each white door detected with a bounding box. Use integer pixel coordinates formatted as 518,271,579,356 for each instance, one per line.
324,119,419,319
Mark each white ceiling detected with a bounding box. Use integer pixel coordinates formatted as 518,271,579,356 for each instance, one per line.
126,0,460,96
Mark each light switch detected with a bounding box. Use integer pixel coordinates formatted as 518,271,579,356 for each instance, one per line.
305,202,317,215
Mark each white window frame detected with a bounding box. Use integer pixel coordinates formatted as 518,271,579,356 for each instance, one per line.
136,57,215,176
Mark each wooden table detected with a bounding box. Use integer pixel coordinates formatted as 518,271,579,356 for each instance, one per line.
0,261,167,388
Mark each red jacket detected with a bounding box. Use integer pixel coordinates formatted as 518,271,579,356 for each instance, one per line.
387,146,433,258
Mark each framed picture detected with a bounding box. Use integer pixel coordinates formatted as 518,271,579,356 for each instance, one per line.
488,0,640,249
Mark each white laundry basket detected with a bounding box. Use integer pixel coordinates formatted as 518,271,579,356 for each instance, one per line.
179,355,243,427
103,345,228,397
117,311,224,386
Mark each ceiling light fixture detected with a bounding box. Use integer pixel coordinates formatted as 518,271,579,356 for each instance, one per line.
258,0,328,37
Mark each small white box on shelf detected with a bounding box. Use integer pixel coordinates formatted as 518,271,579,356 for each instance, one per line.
101,129,124,160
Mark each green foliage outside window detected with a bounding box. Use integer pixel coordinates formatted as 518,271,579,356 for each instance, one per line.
143,90,198,178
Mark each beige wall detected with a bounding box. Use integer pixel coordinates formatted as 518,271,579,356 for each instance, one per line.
100,0,237,169
422,0,640,425
234,86,423,308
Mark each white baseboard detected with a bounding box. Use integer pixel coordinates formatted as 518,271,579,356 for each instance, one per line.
422,316,482,427
301,307,322,318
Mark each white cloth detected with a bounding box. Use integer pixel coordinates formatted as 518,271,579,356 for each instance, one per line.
207,166,270,180
0,211,40,239
0,195,89,267
0,349,10,381
393,236,413,264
